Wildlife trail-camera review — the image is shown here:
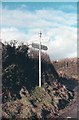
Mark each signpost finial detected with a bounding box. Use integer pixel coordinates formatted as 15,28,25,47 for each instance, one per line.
39,31,42,38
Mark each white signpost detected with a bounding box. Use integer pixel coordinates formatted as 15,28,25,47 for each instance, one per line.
32,32,48,87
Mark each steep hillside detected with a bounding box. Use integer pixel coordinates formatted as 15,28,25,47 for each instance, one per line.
53,58,78,80
1,42,77,119
2,43,59,102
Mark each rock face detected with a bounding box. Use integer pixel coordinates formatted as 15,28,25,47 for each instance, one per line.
2,42,76,119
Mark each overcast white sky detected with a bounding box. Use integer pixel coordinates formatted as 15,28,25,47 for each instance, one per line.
1,2,77,60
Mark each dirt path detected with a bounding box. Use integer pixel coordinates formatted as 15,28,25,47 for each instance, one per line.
58,89,79,119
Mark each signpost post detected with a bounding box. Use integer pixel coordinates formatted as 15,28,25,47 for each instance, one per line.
39,32,42,87
31,32,48,87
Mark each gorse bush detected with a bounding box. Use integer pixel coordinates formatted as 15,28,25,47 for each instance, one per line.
31,86,52,108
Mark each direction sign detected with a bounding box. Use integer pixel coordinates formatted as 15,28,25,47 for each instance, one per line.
32,43,48,50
